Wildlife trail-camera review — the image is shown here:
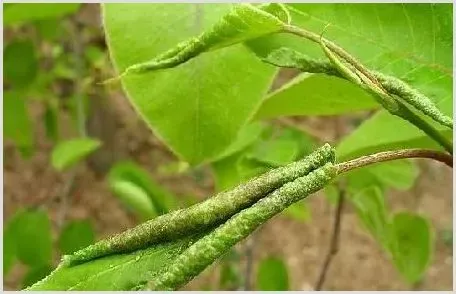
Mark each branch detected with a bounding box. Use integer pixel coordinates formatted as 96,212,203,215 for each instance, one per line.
315,188,345,290
336,149,453,174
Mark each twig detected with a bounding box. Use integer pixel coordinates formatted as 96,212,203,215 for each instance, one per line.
315,188,346,290
242,233,256,290
56,18,87,228
336,148,453,174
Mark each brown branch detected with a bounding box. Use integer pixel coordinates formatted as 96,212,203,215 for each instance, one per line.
315,188,346,290
336,149,453,174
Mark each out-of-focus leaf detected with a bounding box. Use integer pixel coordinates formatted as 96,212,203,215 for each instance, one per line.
282,200,311,222
367,160,419,191
108,161,179,214
109,180,158,221
58,220,96,255
4,40,38,88
256,257,289,290
389,212,433,284
350,186,390,246
51,138,102,171
214,122,266,162
4,91,34,155
441,228,452,247
12,209,53,267
22,265,54,289
35,18,64,40
43,103,59,142
246,138,299,168
4,3,81,25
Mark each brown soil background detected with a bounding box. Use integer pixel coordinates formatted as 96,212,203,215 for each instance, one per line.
3,4,453,291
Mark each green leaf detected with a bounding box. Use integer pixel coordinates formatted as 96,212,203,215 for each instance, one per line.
248,4,452,144
3,211,23,275
4,3,81,25
108,161,179,215
103,3,278,164
59,220,96,255
350,186,390,246
51,138,101,171
246,137,299,168
22,265,54,289
214,122,266,161
12,209,53,267
366,160,419,191
109,180,158,221
43,103,59,142
212,152,244,192
35,18,64,40
27,237,197,290
389,212,433,284
254,73,378,118
282,200,311,222
256,257,289,290
116,3,290,76
4,40,38,88
4,91,34,155
336,109,452,161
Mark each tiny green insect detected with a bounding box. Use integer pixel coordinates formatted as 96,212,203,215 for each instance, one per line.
150,162,336,290
63,144,335,266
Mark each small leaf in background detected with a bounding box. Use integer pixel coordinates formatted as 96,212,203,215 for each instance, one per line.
278,126,316,158
214,122,266,161
366,160,419,191
35,18,64,40
3,210,24,275
212,152,244,192
22,265,53,289
389,212,433,284
246,138,299,168
43,102,60,142
12,209,53,267
58,220,96,255
282,200,311,222
108,161,179,215
256,256,289,290
4,40,38,88
4,91,34,156
350,186,390,246
4,3,81,25
51,138,101,171
109,180,158,221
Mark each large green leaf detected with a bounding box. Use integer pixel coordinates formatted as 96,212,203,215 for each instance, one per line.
103,4,278,165
248,4,452,149
22,265,54,289
256,257,289,290
336,108,452,161
51,138,102,171
389,212,433,284
4,3,81,25
254,73,378,119
28,237,197,290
